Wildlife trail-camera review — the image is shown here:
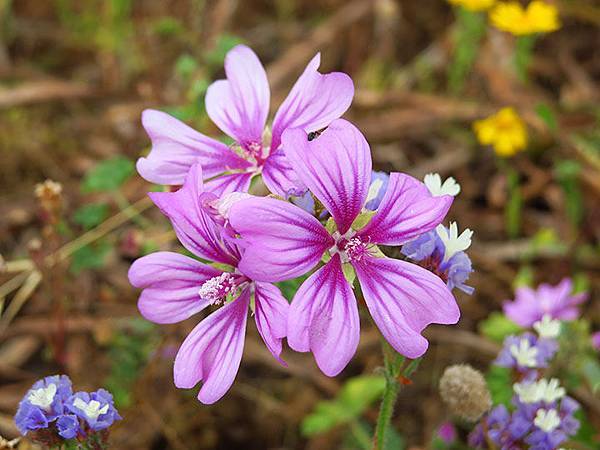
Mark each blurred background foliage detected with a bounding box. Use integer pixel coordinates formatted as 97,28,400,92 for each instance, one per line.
0,0,598,448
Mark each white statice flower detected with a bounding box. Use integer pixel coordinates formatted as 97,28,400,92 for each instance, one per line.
533,314,561,339
73,398,109,421
424,173,461,197
213,192,252,219
436,222,474,262
510,338,538,368
513,378,565,404
28,383,57,411
534,408,561,432
365,177,385,205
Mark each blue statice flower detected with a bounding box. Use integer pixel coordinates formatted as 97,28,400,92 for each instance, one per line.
401,222,474,294
468,404,511,448
56,414,80,439
495,333,558,373
14,375,72,435
14,375,121,447
67,389,121,431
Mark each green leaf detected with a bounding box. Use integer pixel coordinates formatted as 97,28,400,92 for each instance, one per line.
82,156,134,193
70,241,112,274
301,375,386,436
582,356,600,393
204,34,243,69
72,203,109,230
276,274,308,302
535,103,558,131
486,365,513,407
479,312,521,343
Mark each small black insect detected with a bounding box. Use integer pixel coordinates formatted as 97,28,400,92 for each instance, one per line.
307,127,327,141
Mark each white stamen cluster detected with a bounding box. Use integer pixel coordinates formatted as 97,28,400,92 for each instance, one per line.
510,338,538,368
424,173,461,197
28,384,57,411
198,273,235,304
342,237,368,262
533,314,561,339
73,398,109,421
513,378,565,404
534,408,561,432
214,192,252,219
436,222,473,262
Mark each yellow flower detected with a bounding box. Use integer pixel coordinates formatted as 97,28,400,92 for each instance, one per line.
490,1,561,35
448,0,496,12
473,107,528,157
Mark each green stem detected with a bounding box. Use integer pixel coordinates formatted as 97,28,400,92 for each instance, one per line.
514,34,536,83
350,421,372,450
448,7,486,94
372,342,421,450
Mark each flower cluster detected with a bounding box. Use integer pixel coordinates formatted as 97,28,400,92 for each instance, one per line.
130,45,473,403
473,107,528,157
503,277,588,327
14,375,120,447
469,316,580,449
490,1,561,36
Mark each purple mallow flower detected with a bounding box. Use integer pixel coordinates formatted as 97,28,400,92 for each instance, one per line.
14,375,72,435
503,278,587,327
129,163,289,404
137,45,354,197
495,333,557,372
228,119,459,376
67,389,121,431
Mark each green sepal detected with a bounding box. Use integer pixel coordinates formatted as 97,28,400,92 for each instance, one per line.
325,217,337,234
211,262,235,272
342,263,356,286
351,210,376,230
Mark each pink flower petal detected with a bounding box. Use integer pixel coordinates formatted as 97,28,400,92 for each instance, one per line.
174,288,250,404
288,256,360,376
271,54,354,151
254,282,289,365
282,119,371,234
149,164,238,266
354,256,460,359
357,173,452,246
203,172,254,197
137,109,250,185
205,45,270,147
229,197,333,282
261,148,307,197
129,252,222,324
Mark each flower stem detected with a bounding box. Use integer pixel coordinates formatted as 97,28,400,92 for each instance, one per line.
372,341,422,450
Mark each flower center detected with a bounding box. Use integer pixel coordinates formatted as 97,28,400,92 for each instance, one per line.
73,398,109,421
329,231,370,263
198,273,237,305
28,384,57,411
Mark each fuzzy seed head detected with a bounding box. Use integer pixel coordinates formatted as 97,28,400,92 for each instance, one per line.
439,364,492,422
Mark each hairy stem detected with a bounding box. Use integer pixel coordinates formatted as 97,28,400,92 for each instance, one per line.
372,341,421,450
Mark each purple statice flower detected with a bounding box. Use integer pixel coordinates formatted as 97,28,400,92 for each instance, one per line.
592,331,600,351
137,45,354,197
56,414,80,439
495,333,557,372
401,223,474,295
503,278,588,327
14,375,72,435
228,119,459,376
67,389,121,431
129,163,289,404
468,404,512,448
